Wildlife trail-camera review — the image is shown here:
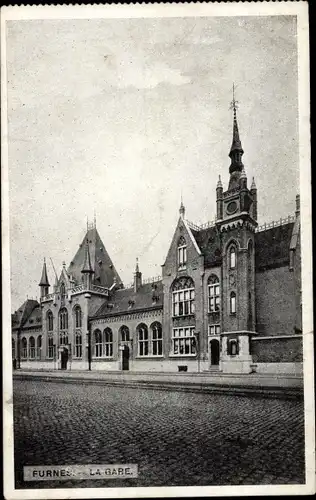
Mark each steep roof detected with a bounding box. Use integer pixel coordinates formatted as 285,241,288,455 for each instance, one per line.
93,280,163,319
22,305,42,329
191,226,222,268
255,222,294,270
68,227,123,288
11,299,40,330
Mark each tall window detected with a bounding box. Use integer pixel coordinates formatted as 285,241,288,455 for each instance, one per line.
172,277,195,317
75,332,82,358
178,236,187,270
94,330,102,357
60,282,66,296
229,246,236,269
36,336,42,359
137,323,149,356
59,308,68,345
47,334,54,358
21,337,27,358
230,292,236,314
120,325,130,342
172,327,196,356
29,336,35,359
151,322,163,356
47,311,54,332
74,306,82,328
12,339,15,359
103,328,113,357
208,275,220,312
209,325,221,336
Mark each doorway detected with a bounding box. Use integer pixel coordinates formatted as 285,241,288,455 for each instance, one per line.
122,345,129,371
209,339,220,366
61,348,68,370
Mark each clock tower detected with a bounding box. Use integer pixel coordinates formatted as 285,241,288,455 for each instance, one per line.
216,88,258,373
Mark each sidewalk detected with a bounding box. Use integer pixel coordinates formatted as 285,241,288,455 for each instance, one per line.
13,369,304,400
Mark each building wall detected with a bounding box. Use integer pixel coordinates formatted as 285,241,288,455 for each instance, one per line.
255,266,296,335
251,336,303,363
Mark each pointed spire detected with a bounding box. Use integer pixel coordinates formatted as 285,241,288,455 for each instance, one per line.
135,257,140,274
39,258,50,287
81,239,93,274
217,175,223,189
251,177,257,190
229,83,244,174
179,194,185,218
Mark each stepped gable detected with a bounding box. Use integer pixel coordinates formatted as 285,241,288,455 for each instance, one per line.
68,227,123,288
11,299,39,331
255,222,295,271
93,280,163,318
191,226,222,268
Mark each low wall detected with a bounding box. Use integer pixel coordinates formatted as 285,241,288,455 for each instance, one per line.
251,336,303,363
255,362,303,375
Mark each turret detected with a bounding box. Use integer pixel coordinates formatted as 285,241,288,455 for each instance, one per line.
39,258,50,299
250,177,258,221
216,175,223,220
134,258,142,293
81,239,94,290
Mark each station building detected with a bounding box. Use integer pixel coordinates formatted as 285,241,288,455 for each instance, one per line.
11,103,302,375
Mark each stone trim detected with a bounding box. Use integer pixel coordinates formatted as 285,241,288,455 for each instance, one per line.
252,334,303,341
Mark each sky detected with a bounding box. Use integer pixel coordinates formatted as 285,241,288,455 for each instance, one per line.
5,14,299,311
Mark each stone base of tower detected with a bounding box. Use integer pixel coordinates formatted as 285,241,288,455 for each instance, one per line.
220,331,255,374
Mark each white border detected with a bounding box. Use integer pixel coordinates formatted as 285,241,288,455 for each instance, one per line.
1,2,314,499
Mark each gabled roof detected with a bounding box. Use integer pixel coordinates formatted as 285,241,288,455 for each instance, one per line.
93,280,163,319
11,299,40,330
68,227,123,288
190,226,222,268
255,222,294,270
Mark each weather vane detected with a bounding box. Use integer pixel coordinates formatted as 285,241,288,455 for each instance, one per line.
229,83,239,111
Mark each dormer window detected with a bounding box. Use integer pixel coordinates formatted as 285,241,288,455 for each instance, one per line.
177,236,187,270
229,246,236,269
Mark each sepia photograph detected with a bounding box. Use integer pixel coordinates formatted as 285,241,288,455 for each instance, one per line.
1,2,314,499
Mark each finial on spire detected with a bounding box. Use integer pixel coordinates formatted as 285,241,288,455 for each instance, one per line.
229,83,244,174
251,177,257,190
217,175,223,189
179,194,185,218
135,257,139,273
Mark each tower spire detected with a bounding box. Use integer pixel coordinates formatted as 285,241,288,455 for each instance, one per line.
229,83,244,174
39,258,50,287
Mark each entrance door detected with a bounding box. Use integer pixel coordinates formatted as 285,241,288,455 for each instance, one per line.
209,339,220,366
122,345,129,371
61,348,68,370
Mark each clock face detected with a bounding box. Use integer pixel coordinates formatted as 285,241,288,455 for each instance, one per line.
226,200,238,215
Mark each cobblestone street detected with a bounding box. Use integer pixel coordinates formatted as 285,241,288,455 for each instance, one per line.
13,380,305,489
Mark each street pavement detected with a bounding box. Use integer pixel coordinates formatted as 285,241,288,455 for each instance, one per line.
13,379,305,489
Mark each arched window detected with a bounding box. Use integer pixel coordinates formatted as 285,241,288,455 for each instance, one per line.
36,336,42,359
29,336,35,359
59,308,68,330
21,337,27,358
172,277,195,317
103,328,113,357
230,292,236,314
94,330,102,357
227,339,239,356
229,246,236,269
59,308,68,345
177,236,187,270
208,275,220,312
151,322,163,356
137,323,149,356
60,282,66,297
47,311,54,332
47,334,54,359
74,306,82,328
120,325,130,342
12,338,15,360
75,332,82,358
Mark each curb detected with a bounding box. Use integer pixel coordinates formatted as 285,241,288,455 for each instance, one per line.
13,373,303,401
